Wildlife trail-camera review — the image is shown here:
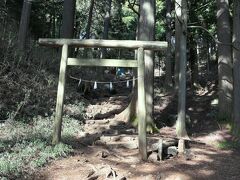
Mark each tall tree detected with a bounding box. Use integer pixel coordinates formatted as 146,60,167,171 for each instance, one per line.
189,33,198,86
174,0,180,90
117,0,139,125
83,0,95,57
233,0,240,135
188,0,199,86
97,0,112,79
138,0,156,128
175,0,188,141
118,0,157,133
82,0,95,94
18,0,32,50
85,0,95,40
165,0,173,88
61,0,76,38
216,0,232,119
101,0,112,58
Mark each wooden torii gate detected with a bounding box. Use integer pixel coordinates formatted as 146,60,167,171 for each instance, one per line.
39,39,167,160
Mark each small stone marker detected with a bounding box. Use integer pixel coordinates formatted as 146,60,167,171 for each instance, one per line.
178,139,185,154
151,139,178,152
157,139,163,161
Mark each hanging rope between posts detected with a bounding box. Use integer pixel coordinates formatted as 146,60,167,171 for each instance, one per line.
68,75,142,89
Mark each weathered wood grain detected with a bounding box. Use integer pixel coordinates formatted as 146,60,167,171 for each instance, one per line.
52,44,68,145
39,39,167,50
137,47,147,161
67,58,138,67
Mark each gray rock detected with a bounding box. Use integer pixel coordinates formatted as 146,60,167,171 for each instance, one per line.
94,140,106,145
118,176,127,180
167,146,178,156
148,152,158,162
184,149,193,160
120,136,136,141
100,136,112,142
121,142,138,149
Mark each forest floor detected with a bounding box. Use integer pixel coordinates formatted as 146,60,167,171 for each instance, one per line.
1,62,239,179
34,81,240,180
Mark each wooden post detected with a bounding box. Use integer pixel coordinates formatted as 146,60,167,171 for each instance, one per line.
137,47,147,161
178,139,185,154
52,44,68,145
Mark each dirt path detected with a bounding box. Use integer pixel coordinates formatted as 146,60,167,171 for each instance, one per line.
35,89,240,180
36,143,240,180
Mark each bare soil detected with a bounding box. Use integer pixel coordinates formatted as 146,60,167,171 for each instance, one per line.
35,85,240,180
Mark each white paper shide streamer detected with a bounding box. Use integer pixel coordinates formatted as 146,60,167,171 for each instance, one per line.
126,80,130,88
133,76,135,87
69,75,140,90
94,81,97,89
78,79,82,87
110,82,113,91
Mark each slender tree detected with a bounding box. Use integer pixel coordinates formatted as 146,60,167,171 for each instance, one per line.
216,0,232,119
101,0,112,58
189,33,198,86
61,0,76,38
233,0,240,135
18,0,32,50
82,0,95,94
83,0,95,57
176,0,188,141
188,1,199,86
165,0,173,88
51,1,56,38
174,0,180,90
85,0,95,40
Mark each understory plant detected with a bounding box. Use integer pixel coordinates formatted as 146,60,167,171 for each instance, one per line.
0,116,84,179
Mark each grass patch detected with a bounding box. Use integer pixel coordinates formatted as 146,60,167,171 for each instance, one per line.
0,116,84,179
217,140,240,150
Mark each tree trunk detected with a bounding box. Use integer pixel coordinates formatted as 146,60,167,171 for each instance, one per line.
101,0,112,58
83,0,95,57
233,0,240,135
176,0,188,138
98,0,112,79
138,0,156,130
61,0,76,38
52,5,56,38
18,0,32,50
189,34,198,86
217,0,233,119
165,0,173,88
117,14,139,126
117,0,157,133
83,0,95,94
86,0,94,39
174,0,181,90
206,40,210,79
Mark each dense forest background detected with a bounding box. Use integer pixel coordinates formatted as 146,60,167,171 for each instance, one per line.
0,0,218,122
0,0,240,179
